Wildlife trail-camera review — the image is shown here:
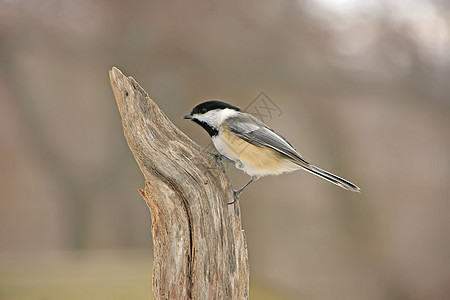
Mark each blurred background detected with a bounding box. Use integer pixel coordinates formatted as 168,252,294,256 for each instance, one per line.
1,0,449,299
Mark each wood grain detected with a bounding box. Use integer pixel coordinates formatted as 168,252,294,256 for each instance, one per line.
109,67,249,299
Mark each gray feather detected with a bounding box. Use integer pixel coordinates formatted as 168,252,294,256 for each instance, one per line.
225,114,308,165
224,113,360,192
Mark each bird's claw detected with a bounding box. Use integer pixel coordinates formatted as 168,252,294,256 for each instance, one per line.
207,152,232,174
228,190,240,205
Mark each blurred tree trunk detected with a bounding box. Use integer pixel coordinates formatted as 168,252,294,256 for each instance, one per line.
109,67,249,299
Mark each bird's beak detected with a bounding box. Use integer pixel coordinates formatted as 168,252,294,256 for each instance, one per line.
183,114,192,119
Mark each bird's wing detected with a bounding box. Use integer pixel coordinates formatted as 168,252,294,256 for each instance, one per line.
225,113,361,192
224,114,309,165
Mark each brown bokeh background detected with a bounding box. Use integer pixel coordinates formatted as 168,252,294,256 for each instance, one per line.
1,1,449,299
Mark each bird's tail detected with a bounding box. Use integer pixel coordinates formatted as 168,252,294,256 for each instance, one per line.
299,163,361,192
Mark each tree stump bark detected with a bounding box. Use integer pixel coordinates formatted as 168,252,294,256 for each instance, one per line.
109,67,249,299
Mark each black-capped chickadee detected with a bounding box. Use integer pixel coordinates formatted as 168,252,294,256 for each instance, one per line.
184,100,360,203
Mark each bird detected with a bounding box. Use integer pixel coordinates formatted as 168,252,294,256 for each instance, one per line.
184,100,360,203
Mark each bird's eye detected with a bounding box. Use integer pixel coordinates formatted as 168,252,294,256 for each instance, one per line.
201,108,207,114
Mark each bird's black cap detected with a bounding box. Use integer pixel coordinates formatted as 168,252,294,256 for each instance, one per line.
188,100,241,116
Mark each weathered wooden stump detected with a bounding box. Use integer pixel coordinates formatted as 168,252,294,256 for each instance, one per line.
109,67,249,299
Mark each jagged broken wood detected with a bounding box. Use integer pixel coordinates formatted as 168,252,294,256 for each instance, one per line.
109,67,249,299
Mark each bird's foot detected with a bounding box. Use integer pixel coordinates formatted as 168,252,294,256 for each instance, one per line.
228,189,242,205
207,152,233,174
227,176,259,205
